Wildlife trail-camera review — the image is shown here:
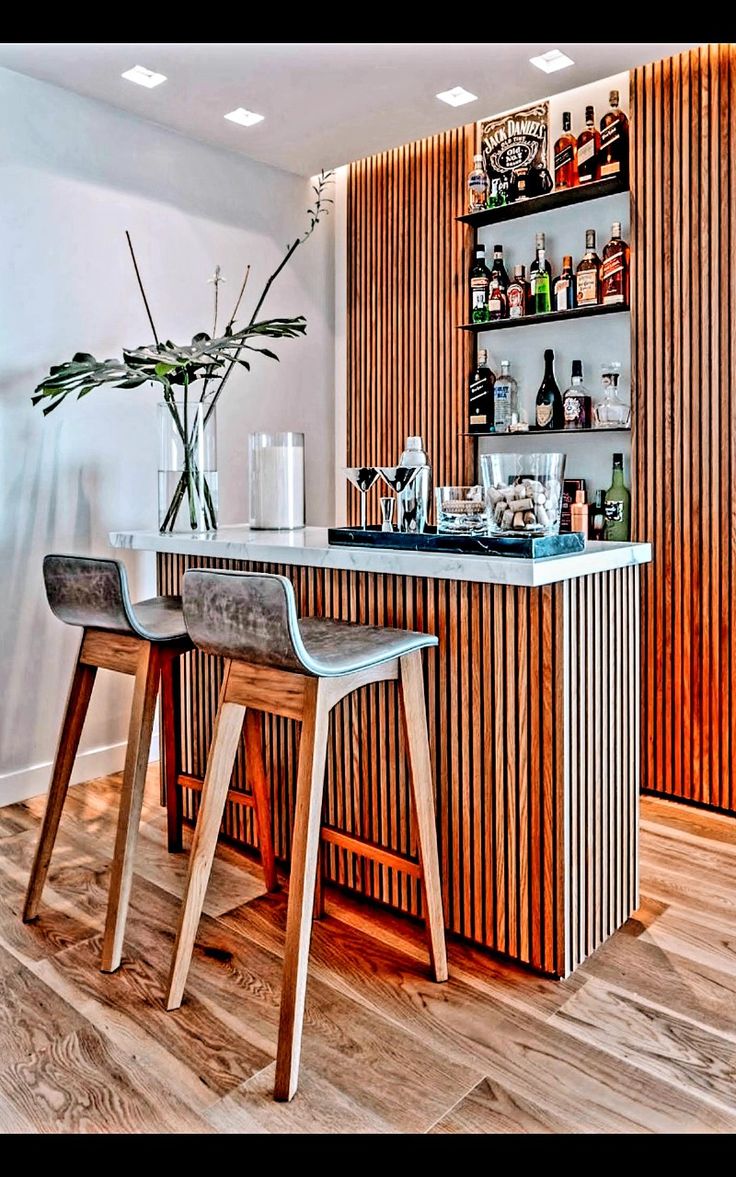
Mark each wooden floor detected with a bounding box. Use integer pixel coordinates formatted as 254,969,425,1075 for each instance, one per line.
0,772,735,1134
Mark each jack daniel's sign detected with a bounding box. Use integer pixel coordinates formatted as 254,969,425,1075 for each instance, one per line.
480,101,552,203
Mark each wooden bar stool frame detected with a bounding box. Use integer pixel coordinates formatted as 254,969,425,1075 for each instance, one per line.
166,571,448,1103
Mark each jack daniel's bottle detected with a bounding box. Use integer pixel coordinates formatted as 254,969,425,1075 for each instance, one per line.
468,349,494,433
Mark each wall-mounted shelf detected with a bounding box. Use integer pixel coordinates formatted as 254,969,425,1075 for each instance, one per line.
464,427,631,439
459,303,629,333
457,176,629,228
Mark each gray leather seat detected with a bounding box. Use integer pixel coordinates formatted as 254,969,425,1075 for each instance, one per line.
43,554,187,642
182,569,438,677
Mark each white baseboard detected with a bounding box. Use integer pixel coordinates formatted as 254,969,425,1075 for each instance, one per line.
0,732,159,808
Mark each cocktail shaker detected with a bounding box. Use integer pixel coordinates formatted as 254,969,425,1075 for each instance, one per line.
397,436,431,533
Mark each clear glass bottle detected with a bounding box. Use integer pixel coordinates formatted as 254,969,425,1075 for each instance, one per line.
493,360,518,433
594,362,631,427
468,154,489,212
604,452,630,540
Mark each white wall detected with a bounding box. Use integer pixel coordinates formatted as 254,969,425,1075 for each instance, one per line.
0,67,335,805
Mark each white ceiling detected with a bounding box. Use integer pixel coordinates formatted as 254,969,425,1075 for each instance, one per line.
0,42,699,176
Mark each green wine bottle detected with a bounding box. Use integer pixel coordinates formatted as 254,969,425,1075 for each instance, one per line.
531,246,551,315
604,452,630,540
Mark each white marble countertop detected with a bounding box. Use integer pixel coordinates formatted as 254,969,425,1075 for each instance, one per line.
110,526,652,588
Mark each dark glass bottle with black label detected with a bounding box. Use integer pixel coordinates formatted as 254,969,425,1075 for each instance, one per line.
553,255,575,311
468,348,495,433
469,244,491,323
489,244,510,292
535,348,564,430
599,89,629,179
577,105,601,184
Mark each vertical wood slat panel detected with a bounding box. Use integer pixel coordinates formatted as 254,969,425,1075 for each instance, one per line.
160,553,640,977
633,45,736,812
345,127,474,526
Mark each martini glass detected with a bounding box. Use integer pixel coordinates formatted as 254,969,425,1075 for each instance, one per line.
344,467,380,529
377,466,420,531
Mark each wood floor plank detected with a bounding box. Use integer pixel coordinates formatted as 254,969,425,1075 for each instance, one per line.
428,1075,580,1135
0,944,89,1068
641,796,736,849
0,1025,211,1134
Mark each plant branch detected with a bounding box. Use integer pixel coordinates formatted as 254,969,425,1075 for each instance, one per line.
226,264,251,332
125,231,160,347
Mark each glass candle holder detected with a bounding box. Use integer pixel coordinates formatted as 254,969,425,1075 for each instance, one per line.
249,432,305,530
480,452,566,536
435,486,489,535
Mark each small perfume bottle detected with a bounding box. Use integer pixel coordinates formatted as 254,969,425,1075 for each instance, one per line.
594,362,631,428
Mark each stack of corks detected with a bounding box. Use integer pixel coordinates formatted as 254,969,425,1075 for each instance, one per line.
487,477,561,532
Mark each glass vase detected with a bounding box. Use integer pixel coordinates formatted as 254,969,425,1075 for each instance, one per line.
158,401,219,533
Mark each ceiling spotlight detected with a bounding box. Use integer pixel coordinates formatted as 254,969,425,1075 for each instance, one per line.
436,86,478,108
121,65,167,89
529,49,575,74
224,108,265,127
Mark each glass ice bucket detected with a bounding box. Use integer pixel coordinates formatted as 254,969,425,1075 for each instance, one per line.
480,452,566,536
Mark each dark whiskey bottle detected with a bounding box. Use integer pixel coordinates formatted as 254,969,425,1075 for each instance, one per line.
554,112,578,189
469,244,491,323
553,255,575,311
468,348,495,433
599,89,629,179
576,105,601,184
489,244,510,292
535,348,564,430
600,221,630,305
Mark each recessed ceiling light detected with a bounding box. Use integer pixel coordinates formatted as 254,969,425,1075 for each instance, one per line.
224,107,265,128
436,86,478,108
529,49,575,74
121,65,167,89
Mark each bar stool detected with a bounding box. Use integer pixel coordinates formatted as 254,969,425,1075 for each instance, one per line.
22,554,278,972
165,568,448,1102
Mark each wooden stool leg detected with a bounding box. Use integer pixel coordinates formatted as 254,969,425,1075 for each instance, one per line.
160,653,183,854
167,692,245,1009
23,646,97,922
101,642,161,973
244,709,278,892
399,651,448,984
274,679,330,1102
313,843,326,920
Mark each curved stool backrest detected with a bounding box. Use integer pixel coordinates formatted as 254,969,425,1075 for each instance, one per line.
43,554,138,635
182,568,310,674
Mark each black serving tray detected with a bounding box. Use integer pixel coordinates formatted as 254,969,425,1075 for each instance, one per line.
328,526,585,560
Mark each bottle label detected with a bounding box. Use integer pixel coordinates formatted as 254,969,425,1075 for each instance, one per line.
471,277,488,311
600,122,620,151
604,500,624,523
508,286,524,318
601,251,624,283
469,377,487,404
469,414,488,425
576,270,598,304
555,277,571,310
577,138,595,165
564,395,582,423
488,296,502,313
536,402,553,428
554,144,574,170
494,383,510,402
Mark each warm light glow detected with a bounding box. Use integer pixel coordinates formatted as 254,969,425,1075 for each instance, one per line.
121,65,167,89
224,108,265,127
436,86,478,108
529,49,575,74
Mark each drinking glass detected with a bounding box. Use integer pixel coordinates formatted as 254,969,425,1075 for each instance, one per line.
344,467,380,529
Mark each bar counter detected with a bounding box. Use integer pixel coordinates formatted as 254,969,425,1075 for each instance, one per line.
112,526,652,978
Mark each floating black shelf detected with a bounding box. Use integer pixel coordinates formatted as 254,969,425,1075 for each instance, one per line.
457,176,629,228
459,303,629,333
463,427,631,439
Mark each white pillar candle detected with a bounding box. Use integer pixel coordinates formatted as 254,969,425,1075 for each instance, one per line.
249,433,305,530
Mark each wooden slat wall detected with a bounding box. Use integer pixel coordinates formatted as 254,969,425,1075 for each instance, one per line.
632,44,736,811
159,554,640,977
346,129,475,523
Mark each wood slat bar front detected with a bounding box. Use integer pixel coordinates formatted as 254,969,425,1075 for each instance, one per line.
158,553,641,977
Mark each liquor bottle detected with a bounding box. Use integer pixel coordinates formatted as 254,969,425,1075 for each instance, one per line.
530,248,552,315
487,275,508,321
575,229,601,306
528,232,552,315
469,244,491,323
600,221,630,305
576,105,601,185
553,256,575,311
468,349,495,434
562,360,592,429
535,348,564,430
507,265,529,319
570,491,589,535
604,453,631,540
599,90,629,179
589,490,607,540
489,244,510,292
468,154,489,212
493,360,518,433
554,112,578,189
